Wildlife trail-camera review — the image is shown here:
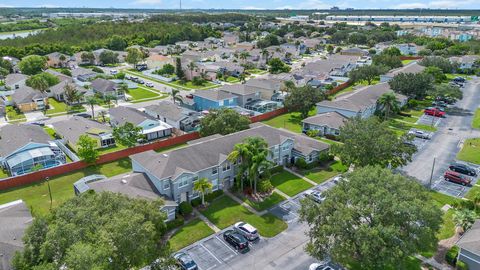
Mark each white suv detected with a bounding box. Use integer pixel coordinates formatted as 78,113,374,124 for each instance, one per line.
234,222,259,241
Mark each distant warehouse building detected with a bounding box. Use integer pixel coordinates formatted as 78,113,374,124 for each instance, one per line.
326,15,473,23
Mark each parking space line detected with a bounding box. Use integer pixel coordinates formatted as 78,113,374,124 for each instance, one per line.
215,235,238,255
199,243,223,265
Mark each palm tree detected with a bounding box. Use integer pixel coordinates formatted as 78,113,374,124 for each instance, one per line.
228,137,272,194
239,73,246,84
281,80,295,94
98,110,107,123
261,49,269,62
193,178,213,207
473,193,480,211
377,92,400,120
171,88,183,105
104,94,117,108
85,96,99,119
63,83,80,106
187,62,197,80
29,76,49,93
453,209,477,233
239,52,250,64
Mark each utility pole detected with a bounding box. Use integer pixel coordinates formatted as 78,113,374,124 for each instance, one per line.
179,0,182,11
429,157,436,190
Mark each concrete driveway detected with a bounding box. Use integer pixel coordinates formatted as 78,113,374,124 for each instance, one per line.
402,77,480,197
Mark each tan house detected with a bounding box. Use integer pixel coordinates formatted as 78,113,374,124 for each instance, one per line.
46,52,70,68
146,54,174,70
11,86,48,112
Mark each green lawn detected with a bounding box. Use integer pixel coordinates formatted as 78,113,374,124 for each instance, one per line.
388,119,437,133
126,87,160,100
429,191,460,208
332,79,380,98
457,138,480,165
262,108,316,134
225,76,240,83
394,114,420,124
168,218,215,251
171,80,218,90
0,169,9,179
301,161,348,184
401,59,415,65
43,127,57,139
46,98,85,115
270,170,313,197
5,106,26,121
348,256,422,270
246,69,268,75
437,210,455,240
445,74,472,81
97,144,128,154
0,158,132,217
465,185,480,200
316,137,342,145
473,109,480,129
241,191,286,212
200,195,287,237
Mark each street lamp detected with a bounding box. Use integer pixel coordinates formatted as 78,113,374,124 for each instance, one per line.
46,177,53,210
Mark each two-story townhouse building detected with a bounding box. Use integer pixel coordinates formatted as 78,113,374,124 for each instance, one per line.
144,101,201,132
449,55,479,70
109,106,173,141
130,123,330,205
217,84,261,108
380,62,426,82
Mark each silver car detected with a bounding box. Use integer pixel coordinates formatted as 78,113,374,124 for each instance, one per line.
408,130,431,140
234,221,259,241
305,190,326,203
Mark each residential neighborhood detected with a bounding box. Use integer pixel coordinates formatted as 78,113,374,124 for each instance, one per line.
0,6,480,270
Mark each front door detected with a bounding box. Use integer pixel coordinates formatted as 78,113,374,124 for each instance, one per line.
180,192,187,202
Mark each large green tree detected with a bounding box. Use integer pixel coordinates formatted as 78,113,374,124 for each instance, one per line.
112,122,143,148
423,66,446,83
428,83,463,101
126,47,143,68
12,192,172,270
284,85,324,119
299,166,442,270
268,58,291,74
99,50,119,65
77,134,99,164
348,65,388,85
199,108,250,137
227,137,272,193
389,72,434,100
26,72,60,90
377,92,400,119
18,55,46,75
331,117,416,168
372,54,402,70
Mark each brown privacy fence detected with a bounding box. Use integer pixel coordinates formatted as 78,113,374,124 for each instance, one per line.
325,81,351,96
399,56,423,61
0,107,288,191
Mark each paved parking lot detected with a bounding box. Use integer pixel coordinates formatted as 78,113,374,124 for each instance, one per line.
417,114,442,127
432,162,480,197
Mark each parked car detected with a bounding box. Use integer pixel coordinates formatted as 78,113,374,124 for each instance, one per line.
223,230,249,253
449,163,477,176
145,82,154,87
74,113,92,119
136,64,148,71
408,130,431,140
30,121,45,127
309,262,343,270
138,79,145,84
305,190,326,203
110,69,118,75
453,76,466,83
424,107,446,117
173,252,198,270
444,170,472,186
234,222,259,241
186,94,194,99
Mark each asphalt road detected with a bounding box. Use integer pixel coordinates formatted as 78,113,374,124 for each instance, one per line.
402,77,480,196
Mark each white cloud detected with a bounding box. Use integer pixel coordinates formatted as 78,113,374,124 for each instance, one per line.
395,2,427,8
241,6,266,10
394,0,474,9
133,0,163,5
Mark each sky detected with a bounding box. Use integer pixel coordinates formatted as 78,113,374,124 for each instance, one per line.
1,0,479,10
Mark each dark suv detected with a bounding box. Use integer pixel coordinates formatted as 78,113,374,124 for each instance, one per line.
444,170,472,186
223,230,249,253
449,163,477,176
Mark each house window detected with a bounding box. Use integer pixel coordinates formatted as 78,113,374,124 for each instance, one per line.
178,177,189,188
282,144,289,151
212,167,218,175
164,181,170,190
222,162,231,172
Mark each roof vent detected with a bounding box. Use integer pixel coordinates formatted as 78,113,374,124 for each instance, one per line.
121,179,128,184
162,154,168,157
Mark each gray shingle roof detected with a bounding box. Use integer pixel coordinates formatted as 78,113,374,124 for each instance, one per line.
109,106,156,126
218,84,258,96
91,78,118,94
0,124,52,157
192,89,236,101
144,101,187,122
5,74,28,87
316,83,401,113
52,116,112,146
88,173,163,201
11,86,47,105
131,123,329,181
245,78,282,91
0,200,33,270
50,81,88,96
45,69,72,82
385,62,425,77
302,112,349,129
457,219,480,255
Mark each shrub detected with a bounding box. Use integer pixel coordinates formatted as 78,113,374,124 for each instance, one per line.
258,179,274,193
192,76,205,86
457,260,468,270
178,201,193,216
92,66,104,73
271,165,284,174
398,111,412,117
60,69,72,76
318,152,334,163
306,129,318,138
166,215,185,231
445,246,459,266
295,158,308,169
408,99,419,108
